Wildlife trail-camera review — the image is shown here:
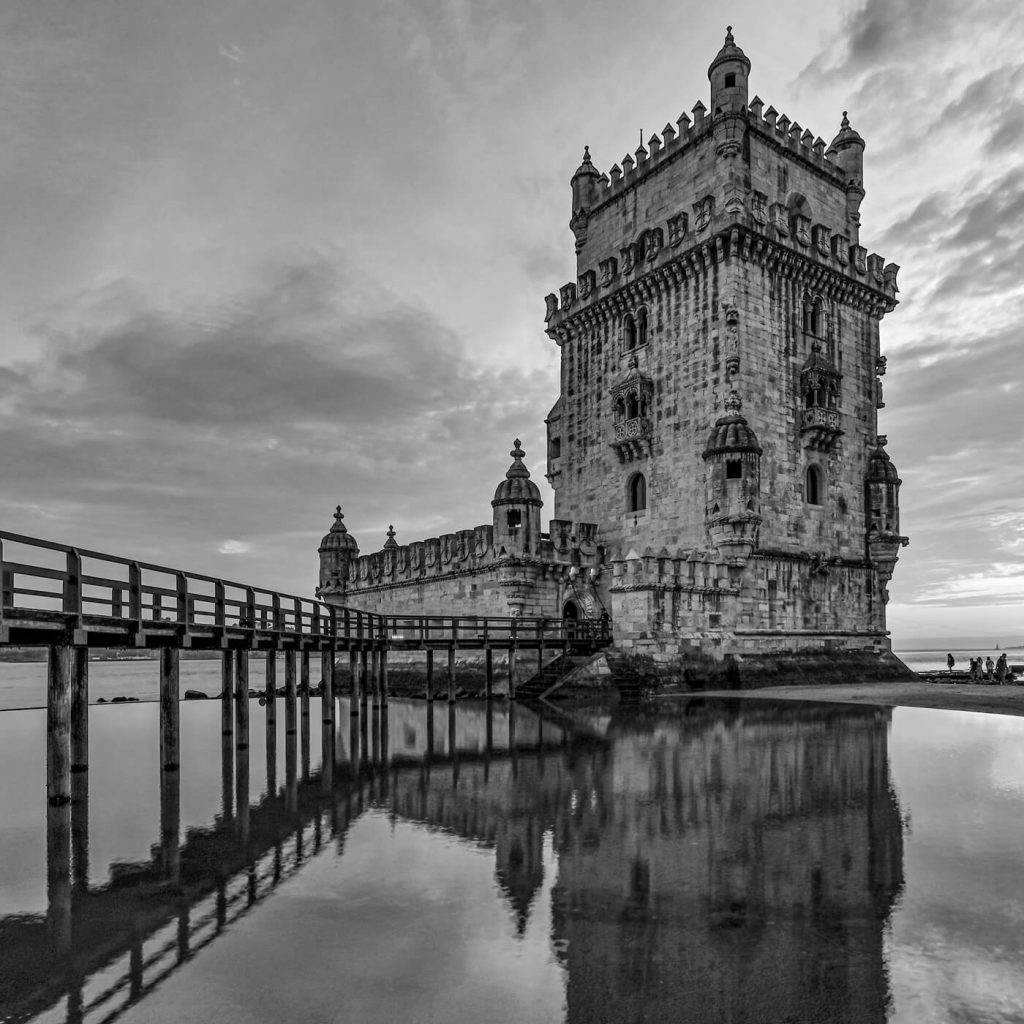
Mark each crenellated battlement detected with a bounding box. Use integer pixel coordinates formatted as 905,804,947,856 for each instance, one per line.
319,518,602,596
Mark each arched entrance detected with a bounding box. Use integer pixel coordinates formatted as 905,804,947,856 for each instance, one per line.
562,600,579,639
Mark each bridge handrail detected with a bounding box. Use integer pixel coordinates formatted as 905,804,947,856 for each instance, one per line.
0,530,607,648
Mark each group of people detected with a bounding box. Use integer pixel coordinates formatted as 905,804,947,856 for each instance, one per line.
947,652,1016,683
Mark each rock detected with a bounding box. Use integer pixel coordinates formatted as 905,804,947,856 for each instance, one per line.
97,698,107,704
184,689,209,700
112,696,128,703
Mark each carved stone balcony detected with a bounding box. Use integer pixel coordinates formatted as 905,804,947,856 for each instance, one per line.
800,406,843,452
611,416,653,462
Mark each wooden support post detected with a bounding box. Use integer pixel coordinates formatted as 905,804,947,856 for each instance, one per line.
322,648,334,724
449,702,459,789
484,648,493,701
160,648,180,771
47,645,72,806
221,652,233,738
235,649,249,750
425,648,434,702
160,757,181,885
370,648,380,708
265,652,277,725
426,702,435,758
266,709,277,798
508,643,518,701
321,721,334,797
71,647,89,773
221,732,234,823
349,711,360,770
509,703,518,778
359,648,369,706
370,706,380,764
379,704,389,769
71,763,89,894
380,648,389,707
447,646,456,704
284,650,297,734
349,649,360,711
235,737,250,846
301,649,310,722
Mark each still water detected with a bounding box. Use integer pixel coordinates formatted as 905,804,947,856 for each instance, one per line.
0,696,1022,1023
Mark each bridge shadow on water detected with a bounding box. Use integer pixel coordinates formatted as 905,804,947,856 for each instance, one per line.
0,697,906,1024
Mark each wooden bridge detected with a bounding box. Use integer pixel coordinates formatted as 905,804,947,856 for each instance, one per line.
0,530,608,807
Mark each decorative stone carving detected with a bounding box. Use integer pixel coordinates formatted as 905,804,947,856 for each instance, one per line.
693,195,715,232
667,212,688,247
793,214,811,247
619,242,637,274
559,282,577,309
813,223,831,257
750,190,768,226
769,202,789,237
577,269,596,300
599,256,618,287
831,233,850,265
852,245,868,274
544,293,559,322
643,227,664,262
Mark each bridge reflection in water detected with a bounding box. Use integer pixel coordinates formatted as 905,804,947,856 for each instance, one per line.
0,699,904,1024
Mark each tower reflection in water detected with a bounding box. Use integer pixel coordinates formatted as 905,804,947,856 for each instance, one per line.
0,698,903,1024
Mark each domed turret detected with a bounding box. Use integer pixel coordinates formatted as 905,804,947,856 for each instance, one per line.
826,112,866,242
492,439,543,557
702,393,762,560
318,505,359,592
570,146,600,252
708,26,750,115
865,436,908,588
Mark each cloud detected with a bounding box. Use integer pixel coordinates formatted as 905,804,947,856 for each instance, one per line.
0,254,558,594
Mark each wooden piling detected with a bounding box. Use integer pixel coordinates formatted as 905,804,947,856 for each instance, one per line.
47,645,72,806
370,648,380,708
447,646,456,704
484,648,493,701
160,648,180,771
70,646,89,772
71,766,89,894
159,754,180,884
359,648,369,706
425,648,434,702
322,649,334,724
508,643,518,701
265,652,277,725
234,650,249,750
265,711,277,797
220,732,234,823
285,726,298,814
300,649,310,722
284,650,297,734
379,648,388,706
349,649,360,711
321,721,335,796
221,651,233,738
235,736,250,846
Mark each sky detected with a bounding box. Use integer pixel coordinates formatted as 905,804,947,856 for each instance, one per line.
0,0,1021,644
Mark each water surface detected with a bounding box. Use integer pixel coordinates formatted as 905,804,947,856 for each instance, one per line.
1,697,1022,1023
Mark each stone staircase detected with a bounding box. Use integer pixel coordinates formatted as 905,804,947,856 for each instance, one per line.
516,650,645,703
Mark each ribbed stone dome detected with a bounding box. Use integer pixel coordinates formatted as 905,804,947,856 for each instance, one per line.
708,26,751,77
827,111,865,153
319,506,359,553
867,439,901,484
492,439,543,506
702,393,762,458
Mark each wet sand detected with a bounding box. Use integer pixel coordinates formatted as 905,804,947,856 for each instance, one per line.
694,680,1024,717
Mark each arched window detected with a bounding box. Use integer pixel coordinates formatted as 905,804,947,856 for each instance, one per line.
626,393,639,419
613,396,626,422
802,294,823,337
628,472,647,512
636,307,648,347
805,465,823,506
623,313,637,351
827,381,838,410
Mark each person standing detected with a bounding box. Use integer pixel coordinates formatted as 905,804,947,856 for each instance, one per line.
985,655,995,681
947,652,956,674
996,652,1008,683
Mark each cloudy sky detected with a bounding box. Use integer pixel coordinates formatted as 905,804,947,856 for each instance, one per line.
0,0,1021,643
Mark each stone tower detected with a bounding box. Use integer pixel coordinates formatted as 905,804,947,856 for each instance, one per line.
543,29,907,659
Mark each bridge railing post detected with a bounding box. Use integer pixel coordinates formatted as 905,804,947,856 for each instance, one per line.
272,593,282,635
176,572,189,627
293,597,302,640
214,581,226,633
0,539,10,641
64,550,83,640
244,587,256,633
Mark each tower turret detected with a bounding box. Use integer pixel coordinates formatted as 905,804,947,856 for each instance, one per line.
827,112,866,244
317,506,359,593
492,439,543,557
569,146,600,253
708,26,750,115
702,392,763,561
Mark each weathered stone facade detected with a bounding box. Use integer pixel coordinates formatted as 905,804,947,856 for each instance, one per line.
318,29,909,668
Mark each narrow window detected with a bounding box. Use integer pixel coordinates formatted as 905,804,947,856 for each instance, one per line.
724,73,736,88
626,394,639,419
805,465,822,505
636,307,648,347
628,472,647,512
624,313,636,351
548,437,561,458
726,460,742,479
507,510,522,530
614,397,626,422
